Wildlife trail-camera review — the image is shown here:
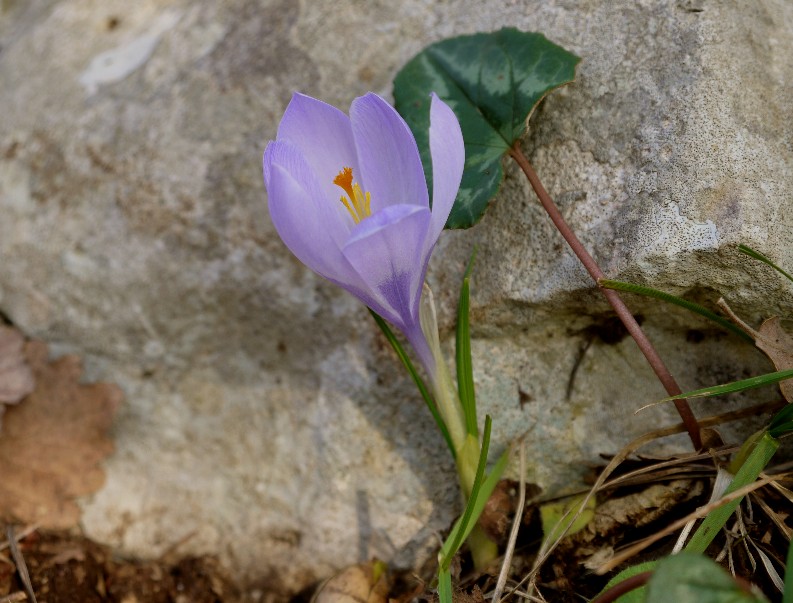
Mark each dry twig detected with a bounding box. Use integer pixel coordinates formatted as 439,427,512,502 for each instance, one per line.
5,526,37,603
492,440,526,603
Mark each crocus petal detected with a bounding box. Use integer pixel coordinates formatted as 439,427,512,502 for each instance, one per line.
277,93,361,205
349,93,429,214
427,93,465,245
267,161,366,291
342,204,431,331
264,140,350,251
264,91,465,369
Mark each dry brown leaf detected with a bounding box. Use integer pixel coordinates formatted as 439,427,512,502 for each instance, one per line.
313,561,390,603
561,479,705,569
0,341,122,528
0,326,35,428
755,317,793,403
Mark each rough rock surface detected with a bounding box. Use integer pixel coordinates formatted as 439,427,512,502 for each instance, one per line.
1,0,791,593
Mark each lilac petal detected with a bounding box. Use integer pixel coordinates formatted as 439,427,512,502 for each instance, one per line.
267,160,366,290
342,204,431,330
402,319,435,381
427,93,465,245
277,93,361,205
349,93,429,214
264,140,350,249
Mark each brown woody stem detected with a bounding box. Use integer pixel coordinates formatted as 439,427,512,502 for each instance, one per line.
508,143,702,450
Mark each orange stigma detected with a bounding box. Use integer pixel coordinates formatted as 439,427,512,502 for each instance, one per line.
333,166,371,224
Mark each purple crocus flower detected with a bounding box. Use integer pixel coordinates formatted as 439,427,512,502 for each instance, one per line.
263,92,464,374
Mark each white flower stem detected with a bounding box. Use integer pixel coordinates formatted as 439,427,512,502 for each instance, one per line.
420,285,467,454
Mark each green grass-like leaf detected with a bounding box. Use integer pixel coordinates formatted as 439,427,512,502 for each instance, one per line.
660,368,793,402
685,431,779,554
370,310,455,457
438,568,452,603
599,279,754,343
454,447,509,549
769,403,793,438
739,244,793,284
456,249,479,437
439,415,492,570
394,28,580,228
438,416,509,569
784,538,793,603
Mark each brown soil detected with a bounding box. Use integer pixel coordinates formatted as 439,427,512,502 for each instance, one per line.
1,463,789,603
0,531,240,603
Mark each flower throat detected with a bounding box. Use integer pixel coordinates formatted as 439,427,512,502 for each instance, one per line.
333,167,371,224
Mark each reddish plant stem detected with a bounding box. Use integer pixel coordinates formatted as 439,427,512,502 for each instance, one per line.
508,143,702,451
590,571,653,603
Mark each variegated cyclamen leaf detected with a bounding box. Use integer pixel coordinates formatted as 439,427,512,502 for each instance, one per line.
394,28,580,228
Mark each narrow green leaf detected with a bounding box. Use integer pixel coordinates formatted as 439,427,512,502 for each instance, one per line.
454,447,509,548
770,403,793,438
685,432,779,554
728,428,766,475
440,415,492,569
738,244,793,284
646,553,767,603
394,28,580,228
438,418,509,570
370,310,456,458
599,279,754,342
456,249,479,437
437,568,453,603
439,458,509,571
661,369,793,402
784,538,793,603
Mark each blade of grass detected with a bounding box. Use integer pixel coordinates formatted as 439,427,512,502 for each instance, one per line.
660,368,793,402
459,448,509,545
370,310,455,457
684,431,780,553
598,279,754,343
456,249,479,437
770,404,793,438
438,568,453,603
738,244,793,284
442,452,509,567
784,538,793,603
440,415,492,569
438,417,510,570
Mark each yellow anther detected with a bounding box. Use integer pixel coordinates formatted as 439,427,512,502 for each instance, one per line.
333,167,355,200
333,167,372,224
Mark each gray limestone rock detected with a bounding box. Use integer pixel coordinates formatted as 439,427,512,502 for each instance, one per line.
0,0,791,594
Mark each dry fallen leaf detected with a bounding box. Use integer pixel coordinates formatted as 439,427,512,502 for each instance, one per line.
312,560,390,603
562,479,705,571
755,317,793,403
716,300,793,403
0,340,122,528
0,326,35,428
